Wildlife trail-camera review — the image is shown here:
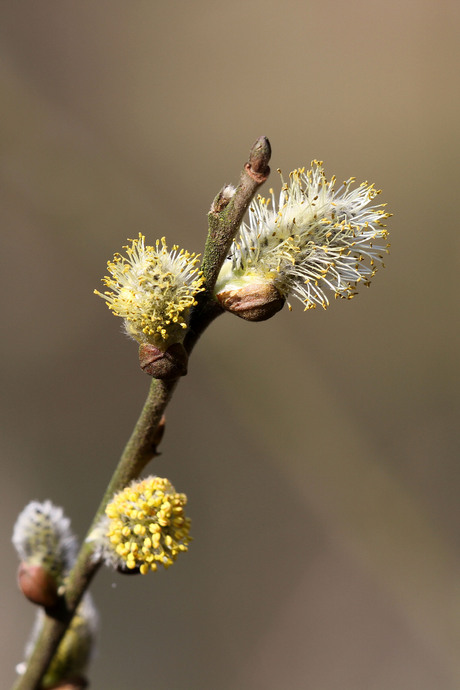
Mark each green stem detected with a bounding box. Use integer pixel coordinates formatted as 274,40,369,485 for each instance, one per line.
12,136,271,690
199,135,271,298
12,378,176,690
186,135,271,352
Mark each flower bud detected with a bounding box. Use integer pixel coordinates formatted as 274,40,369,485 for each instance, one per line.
12,501,77,605
216,280,284,321
246,135,271,182
17,562,59,608
139,342,188,379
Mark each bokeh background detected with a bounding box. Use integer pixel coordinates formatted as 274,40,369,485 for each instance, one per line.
1,2,459,689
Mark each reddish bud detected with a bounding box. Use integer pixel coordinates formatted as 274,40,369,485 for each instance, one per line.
217,282,284,321
245,136,271,183
139,342,188,379
17,562,59,608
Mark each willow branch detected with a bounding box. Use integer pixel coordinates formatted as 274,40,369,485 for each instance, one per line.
12,378,176,690
186,135,271,351
12,136,271,690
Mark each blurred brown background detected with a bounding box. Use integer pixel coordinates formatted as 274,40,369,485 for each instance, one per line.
1,2,459,689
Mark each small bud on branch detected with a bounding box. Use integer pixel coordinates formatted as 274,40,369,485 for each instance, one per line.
245,135,271,182
17,563,60,609
139,342,188,380
216,281,284,321
12,501,78,607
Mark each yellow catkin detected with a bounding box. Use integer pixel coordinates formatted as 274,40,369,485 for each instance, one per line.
103,476,191,574
95,235,204,347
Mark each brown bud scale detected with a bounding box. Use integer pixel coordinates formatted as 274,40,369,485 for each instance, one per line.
246,136,271,182
139,342,188,379
217,282,284,321
18,562,59,608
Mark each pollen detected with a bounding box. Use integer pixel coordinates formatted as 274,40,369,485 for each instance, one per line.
100,477,191,574
95,235,204,348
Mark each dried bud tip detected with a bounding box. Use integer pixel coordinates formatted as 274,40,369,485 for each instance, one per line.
217,282,284,321
17,562,59,608
139,342,188,379
246,136,271,182
210,184,236,214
